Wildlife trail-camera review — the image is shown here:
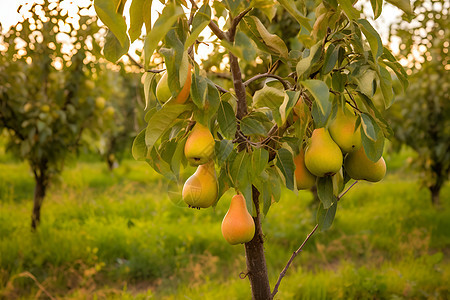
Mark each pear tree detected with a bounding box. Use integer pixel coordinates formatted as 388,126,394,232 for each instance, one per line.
94,0,409,298
0,0,127,229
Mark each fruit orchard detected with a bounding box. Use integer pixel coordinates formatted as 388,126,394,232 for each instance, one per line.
93,0,411,298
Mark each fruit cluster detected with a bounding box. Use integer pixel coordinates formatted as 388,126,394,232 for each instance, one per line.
156,62,255,245
294,104,386,190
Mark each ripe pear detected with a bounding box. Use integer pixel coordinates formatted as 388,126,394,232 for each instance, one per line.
156,52,191,104
344,147,386,182
294,149,316,190
329,106,362,153
182,161,218,208
184,123,215,166
221,194,255,245
304,128,343,177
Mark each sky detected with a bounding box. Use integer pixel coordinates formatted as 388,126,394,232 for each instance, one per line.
0,0,403,59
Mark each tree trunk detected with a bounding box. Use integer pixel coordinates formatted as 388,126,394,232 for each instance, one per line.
429,185,441,207
245,186,272,300
31,167,48,230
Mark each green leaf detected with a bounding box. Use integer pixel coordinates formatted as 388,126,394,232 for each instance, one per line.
145,103,191,150
275,148,295,191
223,0,245,17
267,167,281,202
248,16,289,58
94,0,130,48
301,80,330,116
355,69,376,97
357,19,383,60
317,201,337,231
332,72,345,92
235,32,257,62
103,30,130,62
280,90,300,125
129,0,152,42
191,70,208,109
276,0,312,31
385,0,412,16
170,136,187,179
132,129,148,160
217,101,237,139
142,72,157,109
337,0,361,20
230,151,251,187
317,176,335,209
361,128,384,162
143,4,184,68
252,148,269,176
253,174,272,215
377,64,394,108
215,139,234,165
360,113,380,142
240,116,267,136
322,44,339,75
370,0,383,19
185,3,211,50
358,93,394,139
296,42,321,78
250,0,277,21
253,85,285,126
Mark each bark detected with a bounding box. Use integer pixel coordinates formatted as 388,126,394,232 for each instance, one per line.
429,185,441,207
245,187,272,300
31,164,48,230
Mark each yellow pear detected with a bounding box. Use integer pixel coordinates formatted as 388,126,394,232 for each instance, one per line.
156,52,191,104
304,128,343,177
182,161,218,208
184,123,215,166
344,147,386,182
329,106,362,153
294,149,316,190
221,194,255,245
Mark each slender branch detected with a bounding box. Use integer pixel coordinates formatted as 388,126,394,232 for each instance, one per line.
227,8,252,42
127,53,144,69
271,224,319,298
271,180,359,298
215,83,229,94
337,180,358,200
146,69,165,73
208,20,228,41
244,73,291,90
229,53,247,119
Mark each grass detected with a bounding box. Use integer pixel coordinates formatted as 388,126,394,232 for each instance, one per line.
0,149,449,299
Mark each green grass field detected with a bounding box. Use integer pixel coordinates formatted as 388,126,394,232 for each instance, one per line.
0,149,449,299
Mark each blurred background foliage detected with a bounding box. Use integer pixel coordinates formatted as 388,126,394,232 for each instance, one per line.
0,0,449,298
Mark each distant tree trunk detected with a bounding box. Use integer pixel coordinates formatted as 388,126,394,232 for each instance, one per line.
244,186,272,300
31,161,49,230
429,184,441,207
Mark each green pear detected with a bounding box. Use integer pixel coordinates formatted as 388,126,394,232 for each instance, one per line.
184,123,215,166
294,149,316,190
344,147,386,182
156,52,191,103
329,106,362,153
304,128,343,177
221,194,255,245
182,161,218,208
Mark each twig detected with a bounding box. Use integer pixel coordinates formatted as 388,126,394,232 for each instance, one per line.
243,73,291,90
126,53,144,69
271,180,359,298
227,8,252,41
271,224,319,298
337,180,358,200
215,83,229,94
146,69,165,73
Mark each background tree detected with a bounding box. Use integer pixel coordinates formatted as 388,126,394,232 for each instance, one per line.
0,0,110,229
94,0,409,298
387,0,449,205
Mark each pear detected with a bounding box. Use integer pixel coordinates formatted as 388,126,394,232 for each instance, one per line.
329,106,362,153
294,149,316,190
304,128,343,177
184,123,215,166
221,194,255,245
156,52,191,104
182,161,218,208
344,147,386,182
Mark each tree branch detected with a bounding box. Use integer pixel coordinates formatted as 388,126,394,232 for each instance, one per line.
208,20,228,41
229,53,247,119
271,180,359,298
244,73,291,90
227,8,252,42
271,224,319,298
